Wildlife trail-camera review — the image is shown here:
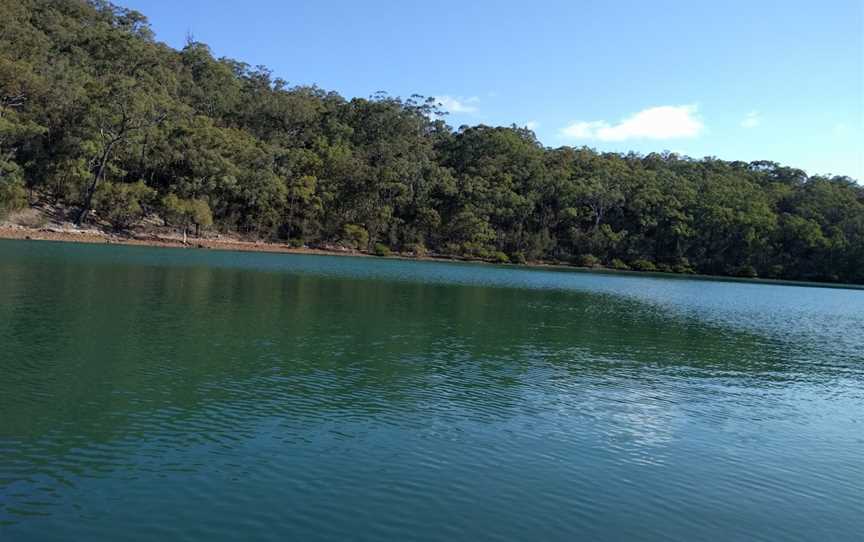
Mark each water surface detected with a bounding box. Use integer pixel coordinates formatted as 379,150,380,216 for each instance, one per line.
1,240,862,541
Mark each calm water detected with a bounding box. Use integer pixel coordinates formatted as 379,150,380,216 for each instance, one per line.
1,240,862,541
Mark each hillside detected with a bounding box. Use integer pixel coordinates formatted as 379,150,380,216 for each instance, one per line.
1,0,862,282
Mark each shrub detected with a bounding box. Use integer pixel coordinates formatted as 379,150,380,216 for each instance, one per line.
631,259,657,272
410,243,428,258
610,258,630,270
735,264,758,278
443,242,461,256
577,254,601,268
462,242,492,259
288,238,304,248
161,194,213,236
509,251,527,265
186,198,213,230
493,251,510,264
45,158,89,202
94,181,155,229
656,262,673,273
342,224,369,250
0,176,28,218
373,243,391,257
673,258,695,274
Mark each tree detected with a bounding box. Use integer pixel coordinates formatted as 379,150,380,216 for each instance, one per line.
0,0,860,283
75,78,167,225
162,193,213,239
93,180,155,229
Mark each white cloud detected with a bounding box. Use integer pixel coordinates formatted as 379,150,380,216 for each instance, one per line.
525,120,540,130
560,105,704,141
741,111,761,128
435,95,479,114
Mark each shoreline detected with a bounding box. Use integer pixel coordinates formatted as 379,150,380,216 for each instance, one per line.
1,224,861,290
0,224,350,257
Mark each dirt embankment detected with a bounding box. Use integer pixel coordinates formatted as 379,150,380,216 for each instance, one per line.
0,205,358,256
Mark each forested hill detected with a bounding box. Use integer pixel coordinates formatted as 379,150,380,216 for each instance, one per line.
1,1,862,283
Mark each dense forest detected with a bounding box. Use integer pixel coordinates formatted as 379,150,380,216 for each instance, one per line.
1,0,862,283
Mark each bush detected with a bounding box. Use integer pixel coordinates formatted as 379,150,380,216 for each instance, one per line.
673,258,695,274
610,258,630,270
45,158,89,202
462,242,492,259
577,254,601,268
734,264,758,278
631,259,657,272
161,194,213,236
94,181,155,229
443,242,461,256
410,243,428,258
373,243,392,257
492,251,510,264
186,198,213,230
767,264,784,278
0,177,27,218
342,224,369,250
656,262,673,273
509,251,527,265
288,238,304,248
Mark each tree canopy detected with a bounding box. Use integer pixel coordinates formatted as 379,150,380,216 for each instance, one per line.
1,0,862,283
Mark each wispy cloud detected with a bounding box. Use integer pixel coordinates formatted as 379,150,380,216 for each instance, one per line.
435,95,479,114
560,105,704,141
525,120,540,130
741,111,761,128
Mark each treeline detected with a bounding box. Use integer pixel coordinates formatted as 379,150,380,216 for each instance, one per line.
1,1,863,283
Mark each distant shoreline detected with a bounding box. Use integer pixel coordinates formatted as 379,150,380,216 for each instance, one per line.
2,224,862,291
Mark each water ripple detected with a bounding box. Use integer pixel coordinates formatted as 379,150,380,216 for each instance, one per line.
1,240,862,541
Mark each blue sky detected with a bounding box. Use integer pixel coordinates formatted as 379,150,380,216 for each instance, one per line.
124,0,863,180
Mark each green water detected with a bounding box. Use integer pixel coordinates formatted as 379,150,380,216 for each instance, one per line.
1,240,862,541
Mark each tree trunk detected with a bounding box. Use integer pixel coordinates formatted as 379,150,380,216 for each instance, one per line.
75,140,117,227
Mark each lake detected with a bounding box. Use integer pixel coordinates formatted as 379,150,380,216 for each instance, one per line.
1,239,862,541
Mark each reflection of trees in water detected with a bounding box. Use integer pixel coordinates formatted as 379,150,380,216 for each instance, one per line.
1,244,860,527
2,251,807,447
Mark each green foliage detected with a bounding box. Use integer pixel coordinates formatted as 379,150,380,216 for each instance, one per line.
0,1,862,283
493,251,510,264
187,198,214,229
410,243,428,258
373,243,391,257
93,181,155,229
0,176,27,217
460,242,502,260
161,194,213,233
342,224,369,250
509,251,527,265
734,264,759,278
673,259,695,274
656,263,673,273
631,259,657,272
610,258,630,270
577,254,601,268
